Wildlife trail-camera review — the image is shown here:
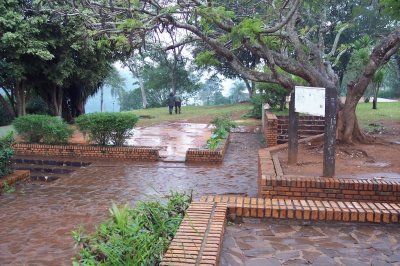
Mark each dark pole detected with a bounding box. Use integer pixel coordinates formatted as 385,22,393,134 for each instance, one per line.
323,86,338,177
288,91,299,164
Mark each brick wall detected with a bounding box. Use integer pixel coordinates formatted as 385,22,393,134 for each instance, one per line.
186,134,229,163
14,143,159,161
258,149,400,203
263,112,278,147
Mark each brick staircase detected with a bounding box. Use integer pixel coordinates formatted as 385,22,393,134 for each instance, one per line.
277,115,325,144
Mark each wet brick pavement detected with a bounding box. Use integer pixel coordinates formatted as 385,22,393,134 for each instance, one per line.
222,218,400,266
0,133,260,265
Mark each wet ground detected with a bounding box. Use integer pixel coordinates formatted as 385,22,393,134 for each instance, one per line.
222,218,400,266
127,122,212,161
0,132,261,265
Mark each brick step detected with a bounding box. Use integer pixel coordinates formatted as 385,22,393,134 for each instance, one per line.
0,170,30,188
14,164,77,175
13,157,91,167
278,129,325,135
277,125,325,131
161,202,227,266
201,195,400,224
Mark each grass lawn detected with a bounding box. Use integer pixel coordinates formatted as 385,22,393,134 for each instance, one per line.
129,102,254,127
356,102,400,128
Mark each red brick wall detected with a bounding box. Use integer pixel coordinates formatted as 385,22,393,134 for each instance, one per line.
263,112,278,147
14,143,159,161
186,134,229,163
258,149,400,203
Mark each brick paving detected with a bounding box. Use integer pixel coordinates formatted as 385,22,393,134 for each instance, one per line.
0,132,260,265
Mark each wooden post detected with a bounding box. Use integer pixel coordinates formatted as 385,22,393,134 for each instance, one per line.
288,91,299,164
323,87,337,177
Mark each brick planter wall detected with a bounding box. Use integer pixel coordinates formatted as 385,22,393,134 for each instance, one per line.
258,148,400,203
0,170,30,188
186,134,230,163
13,143,159,161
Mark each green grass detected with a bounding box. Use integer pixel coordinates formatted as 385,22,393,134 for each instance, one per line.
356,102,400,128
128,103,253,127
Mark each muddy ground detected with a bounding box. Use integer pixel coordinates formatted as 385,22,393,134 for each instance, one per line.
274,120,400,181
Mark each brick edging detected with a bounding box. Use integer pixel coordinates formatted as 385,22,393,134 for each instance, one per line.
185,134,230,163
258,148,400,202
201,195,400,224
0,170,30,188
161,202,227,265
13,143,159,161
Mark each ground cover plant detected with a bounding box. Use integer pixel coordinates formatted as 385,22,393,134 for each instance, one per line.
72,192,191,265
0,132,14,177
12,115,72,144
207,115,237,150
75,112,139,146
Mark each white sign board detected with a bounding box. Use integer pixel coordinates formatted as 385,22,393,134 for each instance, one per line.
295,86,326,117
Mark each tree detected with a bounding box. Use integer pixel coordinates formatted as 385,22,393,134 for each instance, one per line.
371,69,385,109
228,81,248,103
49,0,400,143
0,0,54,116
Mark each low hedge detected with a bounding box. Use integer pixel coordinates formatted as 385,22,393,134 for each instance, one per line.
12,115,72,144
0,132,14,177
75,112,139,146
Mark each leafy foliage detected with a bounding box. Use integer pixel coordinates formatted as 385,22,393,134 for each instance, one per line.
0,131,14,177
72,192,191,265
75,112,139,146
12,115,72,144
211,114,237,132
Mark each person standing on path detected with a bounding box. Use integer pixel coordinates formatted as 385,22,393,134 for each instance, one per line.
167,92,175,115
174,93,182,114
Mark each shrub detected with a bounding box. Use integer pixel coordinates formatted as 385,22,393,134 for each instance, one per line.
0,132,14,177
26,95,52,115
250,95,263,119
211,114,237,132
12,115,72,144
72,192,191,265
75,112,139,146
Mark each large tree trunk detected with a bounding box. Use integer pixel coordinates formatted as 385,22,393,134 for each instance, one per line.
51,86,64,117
15,80,26,117
137,76,148,109
243,78,254,98
338,27,400,144
0,94,15,119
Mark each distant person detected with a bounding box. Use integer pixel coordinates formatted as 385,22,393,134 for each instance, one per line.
174,93,182,114
168,92,175,115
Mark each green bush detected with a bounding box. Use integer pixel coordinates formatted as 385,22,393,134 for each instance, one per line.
72,192,191,265
26,95,52,115
250,95,263,119
75,112,139,146
211,114,237,132
12,115,72,144
0,132,14,177
0,105,13,126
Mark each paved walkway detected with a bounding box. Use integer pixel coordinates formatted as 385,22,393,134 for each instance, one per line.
0,133,261,265
127,122,212,161
222,218,400,266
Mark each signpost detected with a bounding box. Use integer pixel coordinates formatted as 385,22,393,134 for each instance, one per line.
288,86,336,177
